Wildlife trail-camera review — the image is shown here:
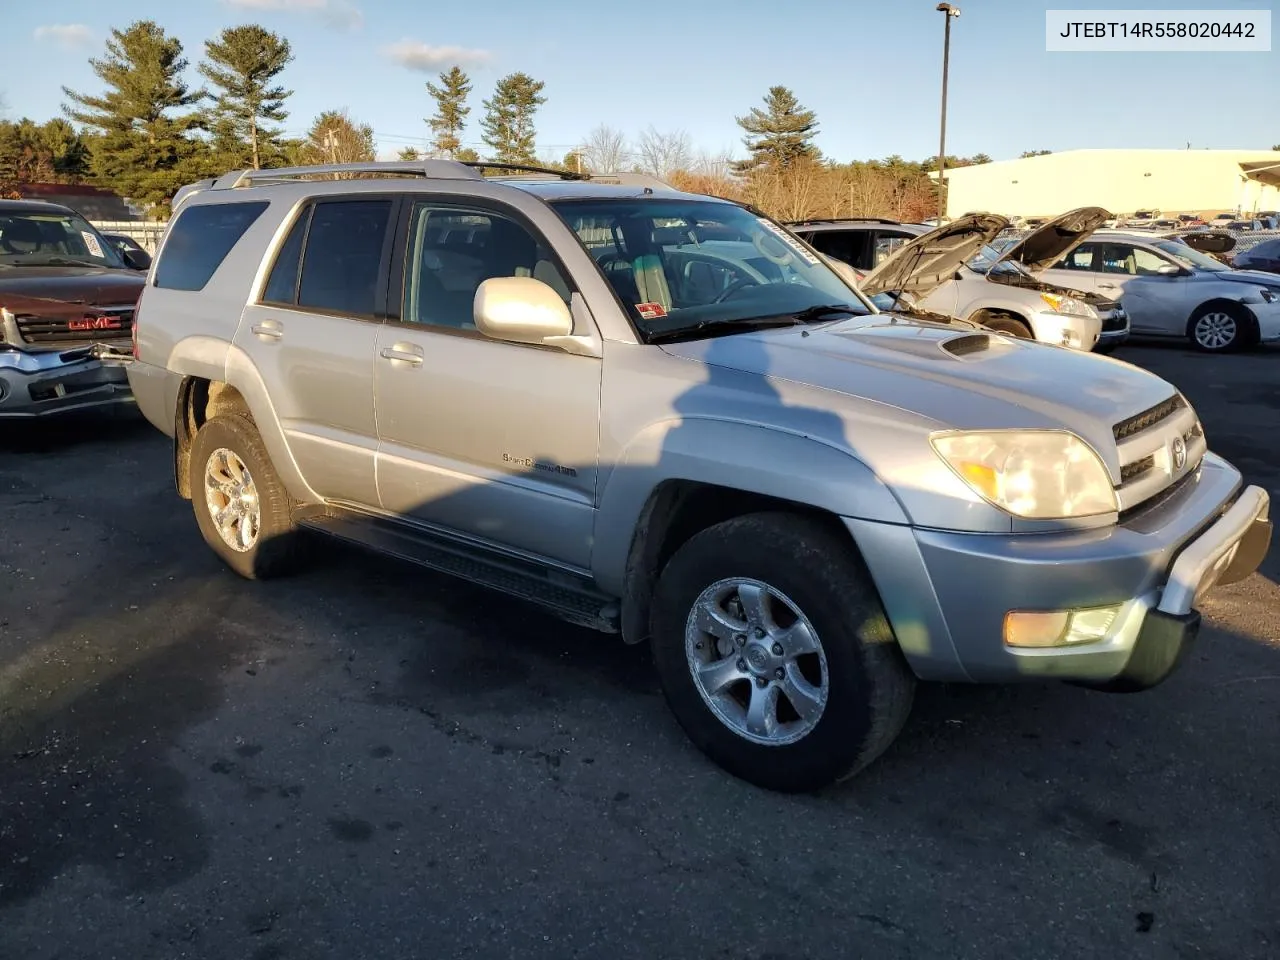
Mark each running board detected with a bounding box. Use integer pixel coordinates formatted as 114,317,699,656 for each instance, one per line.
295,507,620,633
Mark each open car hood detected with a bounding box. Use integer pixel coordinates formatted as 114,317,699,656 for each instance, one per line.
995,206,1111,272
858,213,1008,300
1181,232,1237,255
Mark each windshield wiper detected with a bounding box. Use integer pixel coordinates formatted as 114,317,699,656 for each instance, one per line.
646,305,861,344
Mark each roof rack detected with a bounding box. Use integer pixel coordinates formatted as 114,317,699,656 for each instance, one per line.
785,216,904,226
176,160,678,208
213,159,483,189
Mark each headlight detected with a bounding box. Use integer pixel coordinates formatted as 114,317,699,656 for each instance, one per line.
1261,287,1279,304
930,429,1118,519
1039,292,1093,316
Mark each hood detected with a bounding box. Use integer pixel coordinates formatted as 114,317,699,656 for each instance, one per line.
0,266,145,309
996,206,1111,272
859,213,1008,300
1216,269,1280,287
660,318,1175,480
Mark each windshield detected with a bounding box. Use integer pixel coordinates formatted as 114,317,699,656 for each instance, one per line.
547,198,873,338
965,242,1030,278
0,209,127,269
1153,238,1229,272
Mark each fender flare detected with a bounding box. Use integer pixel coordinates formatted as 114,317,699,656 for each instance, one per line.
167,336,320,504
592,415,910,599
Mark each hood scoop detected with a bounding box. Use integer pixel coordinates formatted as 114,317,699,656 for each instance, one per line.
942,333,991,356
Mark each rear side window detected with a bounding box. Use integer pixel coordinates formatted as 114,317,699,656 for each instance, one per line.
296,200,392,317
154,201,268,291
262,208,310,305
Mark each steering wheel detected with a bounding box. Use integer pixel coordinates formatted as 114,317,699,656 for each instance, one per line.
752,229,795,266
713,276,763,303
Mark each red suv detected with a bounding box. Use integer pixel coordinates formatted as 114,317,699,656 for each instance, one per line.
0,199,147,419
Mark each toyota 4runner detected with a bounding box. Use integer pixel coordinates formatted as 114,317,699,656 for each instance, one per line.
128,161,1272,792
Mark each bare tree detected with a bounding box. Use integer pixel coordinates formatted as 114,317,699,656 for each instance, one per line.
581,124,630,174
636,125,691,180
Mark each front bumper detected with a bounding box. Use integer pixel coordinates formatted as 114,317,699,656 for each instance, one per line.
846,452,1271,690
0,345,134,419
1253,300,1280,342
1028,310,1103,352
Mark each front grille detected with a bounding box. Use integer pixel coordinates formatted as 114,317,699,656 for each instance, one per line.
1113,394,1186,443
1119,469,1197,524
1120,455,1155,484
15,307,134,345
1101,312,1127,332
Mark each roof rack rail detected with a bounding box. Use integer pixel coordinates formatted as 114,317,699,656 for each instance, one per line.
213,159,484,189
460,161,588,181
583,172,673,190
786,216,903,226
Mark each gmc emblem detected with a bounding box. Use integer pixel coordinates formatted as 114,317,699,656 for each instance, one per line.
69,315,123,331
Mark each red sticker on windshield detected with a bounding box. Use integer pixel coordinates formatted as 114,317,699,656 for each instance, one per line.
636,302,667,319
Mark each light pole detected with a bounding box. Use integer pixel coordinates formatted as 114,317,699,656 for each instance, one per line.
936,2,960,222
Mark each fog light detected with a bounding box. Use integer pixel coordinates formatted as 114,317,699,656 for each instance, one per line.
1004,605,1122,648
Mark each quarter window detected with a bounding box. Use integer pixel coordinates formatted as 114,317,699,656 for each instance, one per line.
401,204,570,330
261,208,310,305
154,201,268,291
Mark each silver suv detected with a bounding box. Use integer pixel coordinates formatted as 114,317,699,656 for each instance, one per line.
128,161,1272,792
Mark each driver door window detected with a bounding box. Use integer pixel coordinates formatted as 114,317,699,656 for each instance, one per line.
400,204,571,331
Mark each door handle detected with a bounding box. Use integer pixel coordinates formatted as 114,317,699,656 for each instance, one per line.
1097,282,1118,289
380,343,424,367
251,319,284,341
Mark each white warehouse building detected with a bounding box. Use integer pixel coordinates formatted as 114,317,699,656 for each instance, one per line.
939,149,1280,220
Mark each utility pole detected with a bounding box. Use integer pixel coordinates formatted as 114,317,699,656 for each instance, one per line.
936,3,961,222
324,130,339,178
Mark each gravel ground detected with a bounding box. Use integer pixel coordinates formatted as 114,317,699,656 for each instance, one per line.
1,342,1277,960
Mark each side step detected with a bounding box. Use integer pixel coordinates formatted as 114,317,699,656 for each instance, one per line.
296,508,621,633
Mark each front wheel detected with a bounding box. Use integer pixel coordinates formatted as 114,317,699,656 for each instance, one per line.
982,315,1034,340
1187,303,1252,352
649,513,915,792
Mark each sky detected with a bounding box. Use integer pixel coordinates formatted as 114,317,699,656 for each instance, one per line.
2,0,1277,165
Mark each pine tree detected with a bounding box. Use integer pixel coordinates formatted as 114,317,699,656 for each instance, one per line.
299,110,375,165
735,85,820,173
199,25,294,170
425,66,472,159
62,20,207,215
397,146,422,161
480,72,546,164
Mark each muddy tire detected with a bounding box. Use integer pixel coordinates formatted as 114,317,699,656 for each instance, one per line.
189,414,302,580
649,512,915,793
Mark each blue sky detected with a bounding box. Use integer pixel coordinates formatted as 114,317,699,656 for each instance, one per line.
3,0,1277,164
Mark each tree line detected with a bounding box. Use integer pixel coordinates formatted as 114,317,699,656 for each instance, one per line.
1,18,1025,221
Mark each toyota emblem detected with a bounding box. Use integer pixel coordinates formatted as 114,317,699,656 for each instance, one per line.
1171,436,1187,472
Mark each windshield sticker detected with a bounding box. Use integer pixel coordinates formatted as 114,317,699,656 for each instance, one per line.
756,218,821,265
635,302,667,319
82,231,104,258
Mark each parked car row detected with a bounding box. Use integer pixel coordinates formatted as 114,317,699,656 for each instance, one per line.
790,208,1280,353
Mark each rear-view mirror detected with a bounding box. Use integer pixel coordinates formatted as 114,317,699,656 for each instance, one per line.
474,276,574,346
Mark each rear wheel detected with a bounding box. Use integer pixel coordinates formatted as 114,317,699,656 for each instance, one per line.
649,513,915,792
189,414,303,580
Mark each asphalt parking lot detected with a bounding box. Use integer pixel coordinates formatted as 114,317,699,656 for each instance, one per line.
1,342,1277,960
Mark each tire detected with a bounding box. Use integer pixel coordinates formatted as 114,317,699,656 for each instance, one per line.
1187,302,1253,352
649,512,916,792
981,315,1034,339
188,413,302,580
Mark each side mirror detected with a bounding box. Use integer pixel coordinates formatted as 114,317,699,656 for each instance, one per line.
1156,264,1183,277
473,276,574,346
121,246,152,271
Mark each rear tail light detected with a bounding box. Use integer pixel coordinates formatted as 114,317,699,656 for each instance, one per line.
131,294,141,359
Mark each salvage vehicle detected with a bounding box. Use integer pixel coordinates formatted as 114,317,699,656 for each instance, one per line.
1,199,145,418
796,210,1129,351
1039,230,1280,351
129,161,1271,792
